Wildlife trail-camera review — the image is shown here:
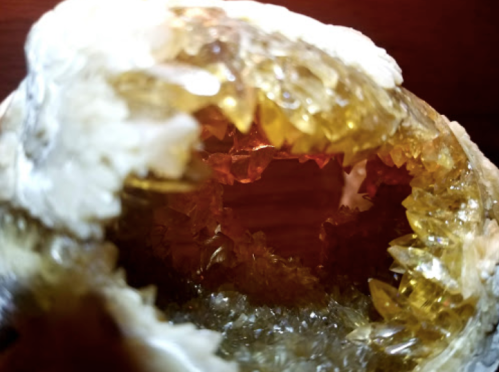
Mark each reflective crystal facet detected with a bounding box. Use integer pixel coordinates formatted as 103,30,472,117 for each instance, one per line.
106,7,485,372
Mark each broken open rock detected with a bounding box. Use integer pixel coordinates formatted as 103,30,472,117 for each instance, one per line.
0,1,499,371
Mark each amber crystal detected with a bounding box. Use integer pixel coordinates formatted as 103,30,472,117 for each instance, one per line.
107,7,484,372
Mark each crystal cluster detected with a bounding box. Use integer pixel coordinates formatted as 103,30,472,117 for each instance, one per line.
109,7,484,372
165,286,417,372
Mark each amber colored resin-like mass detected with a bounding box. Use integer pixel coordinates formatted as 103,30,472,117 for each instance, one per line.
109,7,483,372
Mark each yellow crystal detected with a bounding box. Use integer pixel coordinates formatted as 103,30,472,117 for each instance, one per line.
108,7,486,372
388,246,459,292
369,279,410,321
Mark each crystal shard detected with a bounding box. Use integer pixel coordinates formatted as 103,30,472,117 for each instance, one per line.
110,11,486,371
388,246,459,292
369,279,409,320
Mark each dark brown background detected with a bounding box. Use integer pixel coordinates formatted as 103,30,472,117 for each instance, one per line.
1,0,498,162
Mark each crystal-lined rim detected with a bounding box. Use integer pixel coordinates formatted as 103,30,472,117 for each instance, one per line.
111,7,484,369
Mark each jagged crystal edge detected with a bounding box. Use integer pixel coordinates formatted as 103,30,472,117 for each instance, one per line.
428,122,499,372
0,211,237,372
0,0,402,240
0,0,498,371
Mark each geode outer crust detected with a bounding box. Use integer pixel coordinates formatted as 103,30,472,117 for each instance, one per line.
0,0,498,372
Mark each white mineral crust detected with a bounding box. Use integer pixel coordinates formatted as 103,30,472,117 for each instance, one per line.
0,1,497,372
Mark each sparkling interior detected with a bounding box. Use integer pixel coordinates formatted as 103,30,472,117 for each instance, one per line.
109,7,483,372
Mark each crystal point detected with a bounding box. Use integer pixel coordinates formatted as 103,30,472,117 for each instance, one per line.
369,279,409,321
388,246,459,292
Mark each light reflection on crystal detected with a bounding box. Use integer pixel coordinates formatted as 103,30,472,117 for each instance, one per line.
369,279,409,320
107,7,486,372
165,286,375,372
388,246,459,292
385,338,418,355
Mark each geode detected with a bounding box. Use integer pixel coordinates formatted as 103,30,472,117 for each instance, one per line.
0,0,498,371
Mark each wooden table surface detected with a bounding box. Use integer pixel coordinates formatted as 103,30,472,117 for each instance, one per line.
1,0,498,163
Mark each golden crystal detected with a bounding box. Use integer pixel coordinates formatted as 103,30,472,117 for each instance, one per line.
106,7,487,372
369,279,410,321
388,246,459,292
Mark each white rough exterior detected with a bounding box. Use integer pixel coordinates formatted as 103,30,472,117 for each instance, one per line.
0,0,497,372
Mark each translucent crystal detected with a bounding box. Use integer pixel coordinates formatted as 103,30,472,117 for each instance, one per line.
106,7,486,372
369,279,410,321
113,7,406,165
164,286,374,372
388,246,459,292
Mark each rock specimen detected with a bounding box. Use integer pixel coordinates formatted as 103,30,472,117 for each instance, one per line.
1,1,498,372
